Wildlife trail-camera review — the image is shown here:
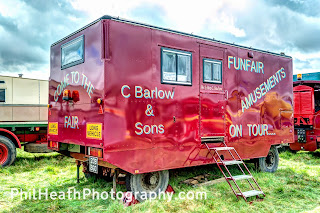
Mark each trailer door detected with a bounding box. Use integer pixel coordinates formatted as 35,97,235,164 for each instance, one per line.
199,44,226,142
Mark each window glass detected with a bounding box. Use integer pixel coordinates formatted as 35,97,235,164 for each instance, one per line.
0,89,5,102
162,51,176,81
213,63,221,82
161,48,192,85
204,62,212,82
177,54,191,82
61,35,84,69
203,59,222,84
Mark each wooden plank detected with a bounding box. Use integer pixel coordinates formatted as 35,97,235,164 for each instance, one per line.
193,178,225,187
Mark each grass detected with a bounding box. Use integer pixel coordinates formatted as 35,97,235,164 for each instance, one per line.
0,149,320,212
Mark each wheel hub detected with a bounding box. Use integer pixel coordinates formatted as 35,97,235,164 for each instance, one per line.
141,172,160,191
266,151,275,169
0,143,9,165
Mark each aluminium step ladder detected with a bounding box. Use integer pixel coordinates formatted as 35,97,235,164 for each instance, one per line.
204,142,265,202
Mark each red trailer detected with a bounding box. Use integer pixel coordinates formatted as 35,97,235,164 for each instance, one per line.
48,16,293,201
291,73,320,151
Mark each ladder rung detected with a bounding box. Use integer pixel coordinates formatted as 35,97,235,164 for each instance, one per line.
221,160,243,165
228,175,252,181
212,147,234,151
237,190,264,198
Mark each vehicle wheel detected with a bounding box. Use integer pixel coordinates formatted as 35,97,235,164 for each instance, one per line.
257,146,279,173
126,174,132,191
129,170,169,202
0,136,16,167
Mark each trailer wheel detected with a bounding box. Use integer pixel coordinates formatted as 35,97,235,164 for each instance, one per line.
0,136,16,167
257,146,279,173
128,170,169,202
125,174,132,191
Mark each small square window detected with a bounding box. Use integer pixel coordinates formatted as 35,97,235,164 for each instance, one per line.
203,59,222,84
0,89,5,102
161,48,192,85
61,35,84,69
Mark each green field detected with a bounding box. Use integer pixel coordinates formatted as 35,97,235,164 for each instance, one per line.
0,149,320,213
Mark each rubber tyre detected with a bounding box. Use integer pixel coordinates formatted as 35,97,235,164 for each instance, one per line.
0,136,16,167
125,174,132,191
129,170,169,202
258,146,279,173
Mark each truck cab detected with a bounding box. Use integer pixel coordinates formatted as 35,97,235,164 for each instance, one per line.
292,73,320,151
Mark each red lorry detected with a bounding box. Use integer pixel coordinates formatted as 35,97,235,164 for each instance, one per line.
48,15,293,201
291,73,320,151
0,76,49,167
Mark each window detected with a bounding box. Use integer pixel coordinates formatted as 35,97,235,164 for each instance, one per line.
203,59,222,84
161,48,192,85
0,89,5,102
61,35,84,69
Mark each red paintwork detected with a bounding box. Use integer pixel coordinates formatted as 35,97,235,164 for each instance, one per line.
122,192,139,206
292,82,320,151
48,17,294,174
0,142,9,164
294,85,314,126
15,133,47,144
165,184,175,194
0,128,21,148
122,184,174,206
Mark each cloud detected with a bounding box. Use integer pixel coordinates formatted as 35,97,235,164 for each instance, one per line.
1,0,320,78
231,1,320,54
266,0,320,18
128,3,167,27
0,0,89,79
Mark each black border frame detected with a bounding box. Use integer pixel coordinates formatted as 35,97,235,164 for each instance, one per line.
0,88,5,103
202,58,222,84
61,35,85,70
161,47,192,86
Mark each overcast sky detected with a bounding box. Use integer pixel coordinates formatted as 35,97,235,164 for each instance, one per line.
0,0,319,79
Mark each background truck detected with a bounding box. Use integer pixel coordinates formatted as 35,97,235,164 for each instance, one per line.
0,75,49,167
48,15,293,201
291,73,320,151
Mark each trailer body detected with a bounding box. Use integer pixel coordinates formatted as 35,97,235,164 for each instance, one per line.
0,76,49,166
292,73,320,151
48,16,294,174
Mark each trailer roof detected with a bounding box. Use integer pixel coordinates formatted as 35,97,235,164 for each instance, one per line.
52,15,291,59
0,75,48,82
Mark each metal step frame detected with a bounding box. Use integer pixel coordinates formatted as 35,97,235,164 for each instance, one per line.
205,142,265,202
